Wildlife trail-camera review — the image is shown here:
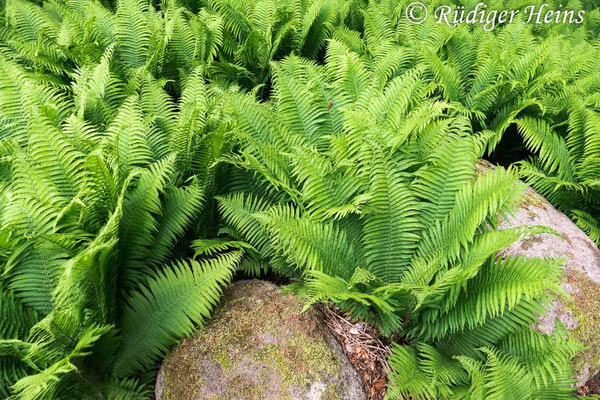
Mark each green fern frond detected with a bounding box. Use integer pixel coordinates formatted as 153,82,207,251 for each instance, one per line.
571,209,600,245
112,251,241,377
263,204,357,279
100,377,150,400
0,289,38,340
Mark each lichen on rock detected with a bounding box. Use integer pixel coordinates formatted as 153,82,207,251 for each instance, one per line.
155,280,366,400
564,270,600,377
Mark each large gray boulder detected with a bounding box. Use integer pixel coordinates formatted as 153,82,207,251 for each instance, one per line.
480,161,600,385
155,280,366,400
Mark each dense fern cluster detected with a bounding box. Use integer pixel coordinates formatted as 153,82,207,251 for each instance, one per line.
331,0,600,245
0,0,598,398
217,49,580,399
0,49,243,400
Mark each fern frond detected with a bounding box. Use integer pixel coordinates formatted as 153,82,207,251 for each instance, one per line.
118,156,175,289
0,289,38,340
112,251,241,377
263,204,357,279
571,209,600,245
361,156,420,282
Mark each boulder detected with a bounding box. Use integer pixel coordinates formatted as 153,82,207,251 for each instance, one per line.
155,280,366,400
480,161,600,385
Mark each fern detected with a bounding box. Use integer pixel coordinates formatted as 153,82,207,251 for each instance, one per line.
0,0,594,398
112,252,240,377
0,21,243,396
217,42,579,399
348,0,600,247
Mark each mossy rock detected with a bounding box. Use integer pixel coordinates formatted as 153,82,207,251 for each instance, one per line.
155,280,366,400
479,161,600,386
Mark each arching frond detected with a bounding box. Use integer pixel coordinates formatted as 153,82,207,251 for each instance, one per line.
112,251,241,377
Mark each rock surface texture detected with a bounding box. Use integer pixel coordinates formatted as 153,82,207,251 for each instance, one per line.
155,280,366,400
480,161,600,385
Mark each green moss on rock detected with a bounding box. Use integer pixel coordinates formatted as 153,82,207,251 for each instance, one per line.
156,280,365,400
519,235,543,251
564,271,600,372
521,189,548,210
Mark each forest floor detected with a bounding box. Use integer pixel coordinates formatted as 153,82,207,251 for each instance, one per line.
579,373,600,397
321,305,392,400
